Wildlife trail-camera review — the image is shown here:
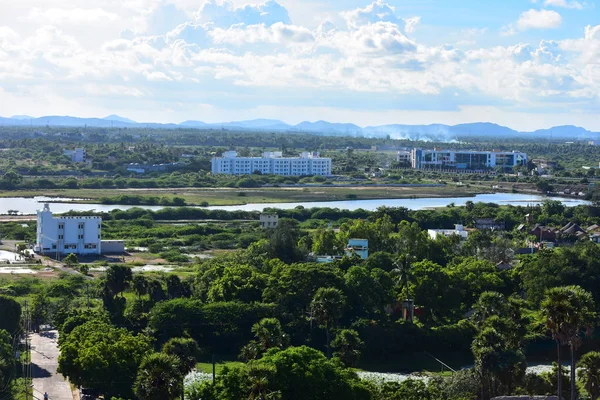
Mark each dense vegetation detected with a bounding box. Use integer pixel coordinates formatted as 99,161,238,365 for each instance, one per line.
3,199,600,399
3,124,600,399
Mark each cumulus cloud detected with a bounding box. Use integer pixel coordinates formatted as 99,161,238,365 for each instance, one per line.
1,0,599,126
343,1,402,30
404,17,421,33
26,7,119,25
194,0,290,27
517,9,562,30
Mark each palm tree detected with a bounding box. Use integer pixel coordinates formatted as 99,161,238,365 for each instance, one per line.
541,286,596,400
251,318,288,352
134,352,182,400
311,287,346,358
391,254,415,322
579,351,600,400
162,337,200,400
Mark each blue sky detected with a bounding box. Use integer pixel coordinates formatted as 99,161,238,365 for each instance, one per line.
0,0,599,130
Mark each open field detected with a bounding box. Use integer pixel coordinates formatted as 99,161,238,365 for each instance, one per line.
0,185,492,206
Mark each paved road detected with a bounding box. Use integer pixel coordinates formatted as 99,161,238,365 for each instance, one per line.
31,330,74,400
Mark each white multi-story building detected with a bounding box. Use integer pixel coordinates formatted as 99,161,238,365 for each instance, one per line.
35,204,102,255
396,150,412,165
259,213,279,229
411,148,527,170
63,148,87,163
427,225,469,240
211,151,332,176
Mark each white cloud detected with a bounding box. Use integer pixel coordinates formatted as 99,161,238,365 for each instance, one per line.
1,0,600,130
343,1,402,30
26,7,119,25
403,17,421,33
194,0,290,27
544,0,584,9
517,9,562,30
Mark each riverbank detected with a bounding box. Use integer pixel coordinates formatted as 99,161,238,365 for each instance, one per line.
0,185,487,207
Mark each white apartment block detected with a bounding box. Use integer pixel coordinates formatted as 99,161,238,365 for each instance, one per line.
35,204,101,255
396,150,412,165
63,148,87,163
411,148,527,170
259,213,279,229
211,151,332,176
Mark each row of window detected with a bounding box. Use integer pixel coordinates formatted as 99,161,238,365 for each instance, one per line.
50,243,98,250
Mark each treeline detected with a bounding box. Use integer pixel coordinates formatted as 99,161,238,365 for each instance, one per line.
99,195,187,206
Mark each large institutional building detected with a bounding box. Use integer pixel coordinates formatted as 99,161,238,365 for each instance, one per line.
410,149,528,170
35,204,102,255
211,151,332,176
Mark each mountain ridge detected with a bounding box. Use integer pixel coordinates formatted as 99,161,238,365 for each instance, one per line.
0,115,597,140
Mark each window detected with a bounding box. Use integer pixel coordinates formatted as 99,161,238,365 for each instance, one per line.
78,234,84,239
78,223,84,229
52,244,56,249
58,223,64,229
58,235,64,240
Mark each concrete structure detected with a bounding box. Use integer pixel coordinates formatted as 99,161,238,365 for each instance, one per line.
259,213,279,229
35,204,101,255
411,148,527,170
31,330,74,400
211,151,332,176
345,239,369,259
63,148,86,163
475,218,506,231
100,240,125,253
396,150,412,165
427,224,469,240
125,162,184,174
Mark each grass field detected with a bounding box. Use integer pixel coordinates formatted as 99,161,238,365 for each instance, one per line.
0,185,489,206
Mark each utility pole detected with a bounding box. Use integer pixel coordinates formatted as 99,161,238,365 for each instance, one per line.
23,300,31,400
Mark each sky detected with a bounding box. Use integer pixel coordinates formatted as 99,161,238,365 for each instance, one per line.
0,0,599,131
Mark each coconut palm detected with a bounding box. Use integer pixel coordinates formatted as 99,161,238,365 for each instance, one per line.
541,285,596,400
579,351,600,400
391,254,414,302
311,287,346,358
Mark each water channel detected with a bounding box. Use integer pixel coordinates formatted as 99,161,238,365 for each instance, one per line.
0,193,590,215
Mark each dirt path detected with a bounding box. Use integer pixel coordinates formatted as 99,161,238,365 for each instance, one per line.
31,330,74,400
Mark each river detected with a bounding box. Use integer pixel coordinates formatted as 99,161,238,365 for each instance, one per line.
0,193,590,215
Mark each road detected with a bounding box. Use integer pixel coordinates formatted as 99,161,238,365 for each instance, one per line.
31,330,74,400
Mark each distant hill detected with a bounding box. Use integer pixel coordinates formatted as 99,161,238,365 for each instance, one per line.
0,114,598,141
531,125,594,138
103,115,137,124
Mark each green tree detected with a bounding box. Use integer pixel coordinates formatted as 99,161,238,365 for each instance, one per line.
311,229,339,255
134,352,182,400
58,321,152,398
541,285,596,400
252,318,289,353
0,329,14,396
162,337,201,375
241,318,289,361
311,287,346,358
579,351,600,400
63,253,78,267
104,264,133,297
132,274,149,299
267,218,303,263
0,295,21,335
332,329,364,368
